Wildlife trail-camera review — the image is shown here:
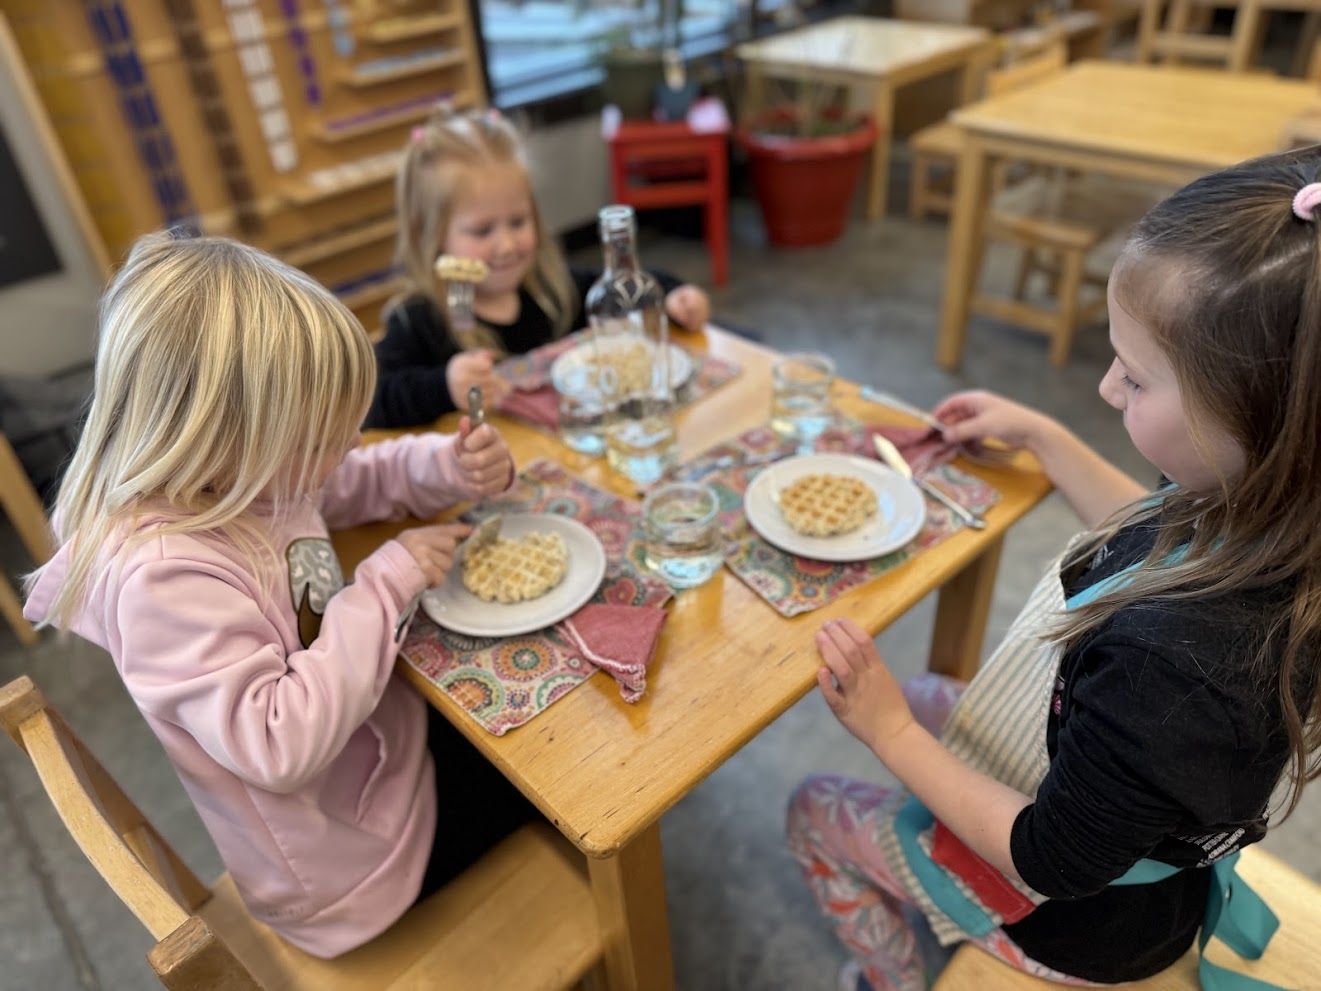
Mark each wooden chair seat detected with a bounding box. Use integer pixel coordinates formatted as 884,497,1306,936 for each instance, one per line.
934,846,1321,990
988,173,1162,249
195,825,602,991
911,120,964,158
0,675,604,990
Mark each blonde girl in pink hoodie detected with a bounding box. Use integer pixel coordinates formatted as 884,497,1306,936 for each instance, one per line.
25,232,535,957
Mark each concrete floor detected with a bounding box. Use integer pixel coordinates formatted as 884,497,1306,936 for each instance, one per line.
3,188,1320,991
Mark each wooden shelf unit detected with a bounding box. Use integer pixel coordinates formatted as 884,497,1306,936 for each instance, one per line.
313,89,477,143
367,12,465,44
4,0,488,321
338,48,466,88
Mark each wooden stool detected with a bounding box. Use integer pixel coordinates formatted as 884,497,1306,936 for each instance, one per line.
934,846,1321,989
0,675,605,990
605,112,730,287
0,432,53,645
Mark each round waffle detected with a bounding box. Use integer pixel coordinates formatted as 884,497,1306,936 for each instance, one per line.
778,472,878,537
586,338,653,396
462,531,569,604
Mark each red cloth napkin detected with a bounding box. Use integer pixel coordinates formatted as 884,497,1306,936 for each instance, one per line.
864,424,961,476
496,386,560,429
557,603,668,703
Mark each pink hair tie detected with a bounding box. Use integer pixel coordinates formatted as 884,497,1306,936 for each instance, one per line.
411,125,426,143
1293,182,1321,221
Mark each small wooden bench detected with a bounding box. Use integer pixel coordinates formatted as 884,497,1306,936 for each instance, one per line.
0,675,604,990
935,845,1321,990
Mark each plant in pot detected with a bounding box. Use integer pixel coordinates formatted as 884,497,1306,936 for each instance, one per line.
600,0,685,119
737,61,878,247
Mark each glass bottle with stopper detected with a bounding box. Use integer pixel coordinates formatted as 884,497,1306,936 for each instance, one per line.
584,205,677,485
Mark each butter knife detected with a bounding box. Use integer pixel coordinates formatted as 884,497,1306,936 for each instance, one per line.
872,435,986,530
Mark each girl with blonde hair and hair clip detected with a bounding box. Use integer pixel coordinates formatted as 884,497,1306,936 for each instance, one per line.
25,232,541,958
365,103,711,428
789,146,1321,991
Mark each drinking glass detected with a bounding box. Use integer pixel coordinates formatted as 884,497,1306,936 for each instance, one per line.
770,353,835,453
642,482,723,589
551,361,609,456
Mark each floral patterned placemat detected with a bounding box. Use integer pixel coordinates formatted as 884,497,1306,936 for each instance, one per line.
693,424,1001,617
398,460,671,735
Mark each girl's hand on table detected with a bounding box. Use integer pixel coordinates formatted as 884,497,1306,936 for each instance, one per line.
665,284,710,331
816,618,914,758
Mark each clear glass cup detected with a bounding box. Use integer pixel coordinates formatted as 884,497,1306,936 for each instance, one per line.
770,352,835,453
551,360,609,456
642,482,724,589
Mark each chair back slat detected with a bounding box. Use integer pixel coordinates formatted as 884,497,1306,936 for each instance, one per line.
24,711,193,938
985,43,1067,98
2,676,210,930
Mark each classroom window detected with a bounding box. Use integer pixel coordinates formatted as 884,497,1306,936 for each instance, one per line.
479,0,744,108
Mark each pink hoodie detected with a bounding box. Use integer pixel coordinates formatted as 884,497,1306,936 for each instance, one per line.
24,434,482,957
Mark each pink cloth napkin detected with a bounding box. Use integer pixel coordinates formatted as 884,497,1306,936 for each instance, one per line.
497,386,560,429
558,603,668,703
863,424,961,475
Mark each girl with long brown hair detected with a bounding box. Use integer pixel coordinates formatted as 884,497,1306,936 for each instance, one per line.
788,147,1321,990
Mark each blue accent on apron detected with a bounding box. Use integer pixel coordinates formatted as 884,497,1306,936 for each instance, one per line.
894,551,1285,990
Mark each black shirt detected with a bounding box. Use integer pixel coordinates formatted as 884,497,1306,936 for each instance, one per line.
1001,522,1296,982
364,266,680,429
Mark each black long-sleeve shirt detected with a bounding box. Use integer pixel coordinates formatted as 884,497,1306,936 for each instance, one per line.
364,266,680,429
1001,522,1302,982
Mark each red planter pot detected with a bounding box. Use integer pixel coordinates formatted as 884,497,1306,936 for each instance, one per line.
737,112,879,248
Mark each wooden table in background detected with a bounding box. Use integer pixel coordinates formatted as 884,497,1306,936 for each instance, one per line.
935,61,1320,370
736,17,996,221
332,328,1051,990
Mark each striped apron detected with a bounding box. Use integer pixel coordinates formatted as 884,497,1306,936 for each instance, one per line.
874,547,1282,990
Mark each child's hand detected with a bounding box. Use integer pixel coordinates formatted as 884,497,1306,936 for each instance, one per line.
395,523,472,586
665,284,710,330
446,350,509,410
455,418,514,495
816,619,914,756
932,390,1054,453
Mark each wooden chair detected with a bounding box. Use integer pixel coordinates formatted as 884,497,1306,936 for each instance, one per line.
0,675,605,990
1135,0,1267,72
913,42,1162,364
605,108,730,287
934,846,1321,989
908,40,1070,223
0,432,54,645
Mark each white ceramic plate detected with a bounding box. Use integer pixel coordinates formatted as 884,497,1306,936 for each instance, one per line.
550,336,694,391
743,453,926,563
420,513,607,637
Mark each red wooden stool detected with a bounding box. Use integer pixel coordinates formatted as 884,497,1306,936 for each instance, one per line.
604,104,730,286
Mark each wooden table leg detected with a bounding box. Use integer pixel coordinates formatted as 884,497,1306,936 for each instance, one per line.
864,81,894,221
588,822,674,991
935,137,992,371
928,535,1004,683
